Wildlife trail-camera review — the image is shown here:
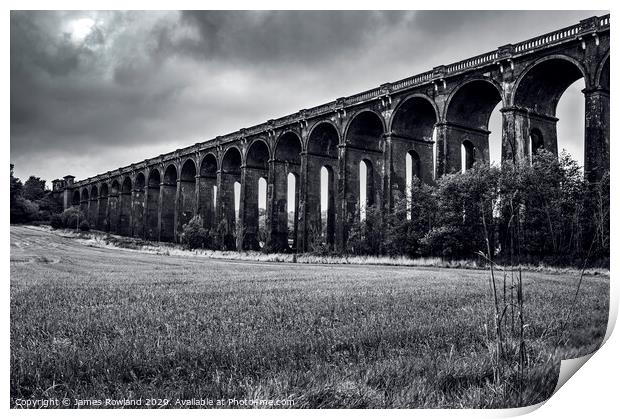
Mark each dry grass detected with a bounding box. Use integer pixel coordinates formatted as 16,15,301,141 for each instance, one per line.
10,226,609,408
48,226,610,276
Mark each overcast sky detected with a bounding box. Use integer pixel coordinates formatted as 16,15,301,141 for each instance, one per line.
10,10,605,185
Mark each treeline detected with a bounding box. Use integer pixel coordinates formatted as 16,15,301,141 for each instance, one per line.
343,151,609,268
10,164,63,223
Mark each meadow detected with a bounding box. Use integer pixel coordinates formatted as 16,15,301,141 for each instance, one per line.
10,226,609,408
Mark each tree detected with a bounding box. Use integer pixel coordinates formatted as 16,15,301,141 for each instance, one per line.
180,215,210,249
60,207,86,229
384,179,438,257
423,163,500,259
22,176,47,201
10,164,39,224
10,164,22,206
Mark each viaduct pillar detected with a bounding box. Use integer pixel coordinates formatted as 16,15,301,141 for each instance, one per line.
335,144,347,252
584,87,610,182
61,175,75,210
132,185,145,238
296,151,309,252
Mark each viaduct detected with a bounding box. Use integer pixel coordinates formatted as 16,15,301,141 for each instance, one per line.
53,14,610,252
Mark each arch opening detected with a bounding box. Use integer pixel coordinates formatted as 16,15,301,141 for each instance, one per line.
392,96,437,140
405,151,420,220
243,140,270,250
488,102,503,166
258,177,267,248
246,140,270,169
118,177,132,236
178,159,197,234
391,96,437,189
79,189,89,216
198,154,218,229
220,148,242,250
145,169,160,241
556,79,586,169
308,122,339,158
514,58,586,166
345,112,383,241
287,172,298,250
109,180,121,234
72,190,80,207
445,79,502,172
273,132,302,251
88,185,99,227
529,128,545,160
275,132,302,164
307,122,339,249
514,58,584,116
97,183,108,231
160,164,178,242
359,159,373,221
347,111,383,151
320,166,335,246
132,173,146,238
461,140,476,172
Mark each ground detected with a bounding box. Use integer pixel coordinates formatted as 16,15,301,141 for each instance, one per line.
10,226,609,408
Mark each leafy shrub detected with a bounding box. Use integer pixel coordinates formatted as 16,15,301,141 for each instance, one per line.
207,219,236,251
180,215,210,249
60,207,86,229
79,220,90,231
10,197,40,224
345,204,384,256
50,214,63,229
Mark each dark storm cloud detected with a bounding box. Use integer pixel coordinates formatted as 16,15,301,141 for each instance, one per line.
10,10,604,185
11,11,192,156
171,11,411,66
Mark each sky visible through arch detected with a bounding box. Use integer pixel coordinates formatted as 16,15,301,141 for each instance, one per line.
11,10,604,210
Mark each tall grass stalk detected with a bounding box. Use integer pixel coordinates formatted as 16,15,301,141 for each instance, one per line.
479,193,527,404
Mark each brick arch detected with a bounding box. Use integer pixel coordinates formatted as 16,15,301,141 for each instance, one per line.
240,138,271,250
110,179,120,195
245,138,271,169
180,158,197,181
131,172,146,238
121,176,132,194
305,119,343,152
144,168,161,241
444,77,504,129
196,152,218,230
302,120,341,252
407,149,421,179
178,158,198,232
159,163,178,242
199,152,218,177
344,109,386,151
99,182,109,198
160,163,176,185
134,172,146,190
118,176,133,236
512,54,587,115
221,146,242,173
388,93,439,138
147,167,161,187
179,157,198,180
274,131,302,164
107,179,121,234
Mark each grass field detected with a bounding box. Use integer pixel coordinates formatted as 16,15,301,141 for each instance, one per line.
10,226,609,408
